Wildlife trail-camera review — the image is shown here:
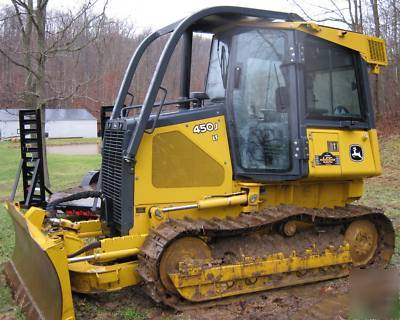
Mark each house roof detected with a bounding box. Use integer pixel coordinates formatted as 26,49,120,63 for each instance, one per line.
0,108,96,121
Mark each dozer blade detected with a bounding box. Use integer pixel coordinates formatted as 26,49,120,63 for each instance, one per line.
4,202,75,320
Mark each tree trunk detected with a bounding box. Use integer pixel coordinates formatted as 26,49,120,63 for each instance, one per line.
358,0,363,33
36,0,50,187
3,0,110,190
370,0,381,118
393,0,400,87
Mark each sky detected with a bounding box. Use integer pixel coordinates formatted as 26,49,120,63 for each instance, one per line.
0,0,349,31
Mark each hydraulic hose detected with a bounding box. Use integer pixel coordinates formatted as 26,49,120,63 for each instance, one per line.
67,241,101,259
46,191,103,212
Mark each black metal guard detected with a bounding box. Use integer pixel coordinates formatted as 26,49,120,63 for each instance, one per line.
18,109,48,207
100,106,114,138
9,159,23,202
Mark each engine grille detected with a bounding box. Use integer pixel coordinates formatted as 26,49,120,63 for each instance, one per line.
368,38,387,65
102,127,125,228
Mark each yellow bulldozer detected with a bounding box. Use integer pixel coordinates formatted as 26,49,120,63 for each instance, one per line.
4,6,395,320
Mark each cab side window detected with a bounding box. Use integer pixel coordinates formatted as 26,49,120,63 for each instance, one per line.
304,36,362,119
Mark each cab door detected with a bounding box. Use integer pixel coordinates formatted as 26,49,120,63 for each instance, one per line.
226,28,307,182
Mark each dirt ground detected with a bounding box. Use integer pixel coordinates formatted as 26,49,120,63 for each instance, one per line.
72,277,352,320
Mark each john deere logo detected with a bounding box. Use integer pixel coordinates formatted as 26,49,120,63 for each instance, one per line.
315,152,340,166
350,144,363,162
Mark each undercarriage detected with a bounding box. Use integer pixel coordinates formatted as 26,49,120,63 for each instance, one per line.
138,205,394,309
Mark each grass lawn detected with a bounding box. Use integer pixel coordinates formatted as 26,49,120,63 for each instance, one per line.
0,136,399,319
359,135,400,217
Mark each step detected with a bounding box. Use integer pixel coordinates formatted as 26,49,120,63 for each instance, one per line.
21,119,38,124
20,110,37,116
21,129,39,134
22,148,39,153
23,138,40,143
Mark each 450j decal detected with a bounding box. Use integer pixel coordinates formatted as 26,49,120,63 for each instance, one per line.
192,122,218,134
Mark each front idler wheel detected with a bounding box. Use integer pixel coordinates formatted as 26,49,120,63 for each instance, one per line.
159,237,212,294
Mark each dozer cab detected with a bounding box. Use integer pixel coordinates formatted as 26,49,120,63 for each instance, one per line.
4,6,395,320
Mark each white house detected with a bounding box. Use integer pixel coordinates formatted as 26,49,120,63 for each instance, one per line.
0,108,97,139
0,109,19,139
44,109,97,138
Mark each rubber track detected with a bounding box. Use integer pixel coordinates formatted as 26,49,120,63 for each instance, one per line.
137,204,394,309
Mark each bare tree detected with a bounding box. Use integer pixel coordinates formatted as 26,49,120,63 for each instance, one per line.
0,0,108,186
369,0,382,117
292,0,363,31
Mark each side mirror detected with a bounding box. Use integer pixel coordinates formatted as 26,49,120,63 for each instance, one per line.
275,86,290,113
234,66,241,89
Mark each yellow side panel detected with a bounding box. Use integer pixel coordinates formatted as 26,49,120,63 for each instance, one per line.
260,180,363,209
368,129,382,175
308,128,381,179
308,132,341,177
135,115,234,205
340,130,378,177
152,131,225,188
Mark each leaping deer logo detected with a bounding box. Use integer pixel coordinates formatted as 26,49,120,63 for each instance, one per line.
350,145,363,161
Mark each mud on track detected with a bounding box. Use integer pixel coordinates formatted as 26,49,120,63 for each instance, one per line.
74,278,350,320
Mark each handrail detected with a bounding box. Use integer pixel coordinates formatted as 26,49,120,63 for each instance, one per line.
145,87,167,134
110,23,179,120
120,97,197,118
